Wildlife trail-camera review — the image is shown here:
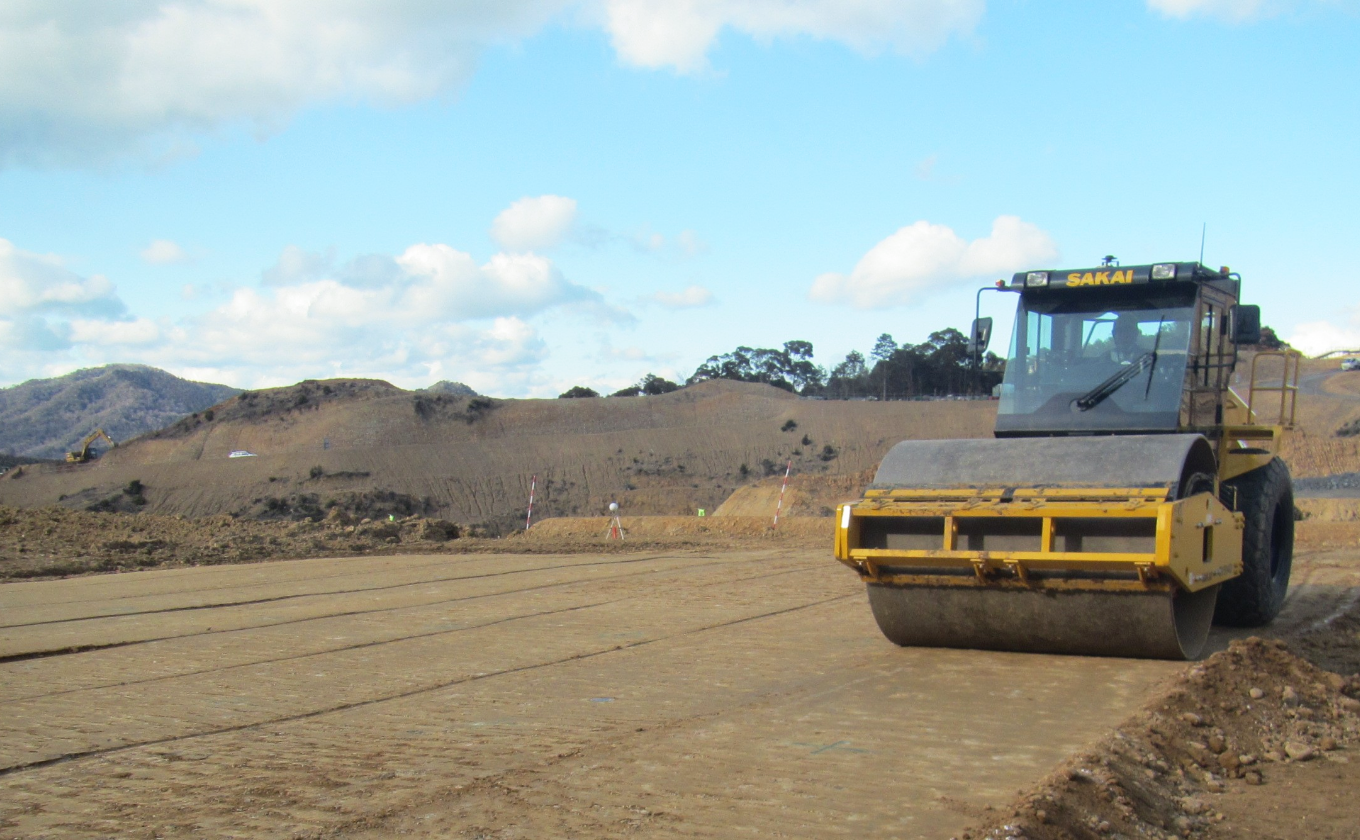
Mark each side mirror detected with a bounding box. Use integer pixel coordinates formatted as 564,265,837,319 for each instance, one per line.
1231,305,1261,345
971,317,993,354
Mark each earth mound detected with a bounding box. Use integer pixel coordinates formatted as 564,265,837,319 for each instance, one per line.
0,378,994,533
966,638,1360,840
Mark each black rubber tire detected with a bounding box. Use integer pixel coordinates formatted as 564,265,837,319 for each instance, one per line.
1214,459,1295,627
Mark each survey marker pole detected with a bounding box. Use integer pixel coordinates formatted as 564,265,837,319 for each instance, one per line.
773,460,792,527
525,474,537,531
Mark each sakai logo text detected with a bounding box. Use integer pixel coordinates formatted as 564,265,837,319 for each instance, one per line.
1066,270,1133,286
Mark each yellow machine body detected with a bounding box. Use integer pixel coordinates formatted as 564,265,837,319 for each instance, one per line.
66,428,116,463
835,258,1301,660
836,485,1243,596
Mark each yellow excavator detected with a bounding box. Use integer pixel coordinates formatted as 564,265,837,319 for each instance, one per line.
66,429,116,463
835,261,1299,659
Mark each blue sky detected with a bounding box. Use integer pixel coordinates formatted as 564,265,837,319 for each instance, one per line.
1,0,1356,395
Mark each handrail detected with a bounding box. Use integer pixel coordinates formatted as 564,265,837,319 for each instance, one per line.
1247,350,1301,428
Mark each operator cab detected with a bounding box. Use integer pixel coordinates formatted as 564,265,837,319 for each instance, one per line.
993,262,1256,437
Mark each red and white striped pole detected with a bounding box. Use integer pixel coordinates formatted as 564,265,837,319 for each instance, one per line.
525,474,537,531
773,460,792,527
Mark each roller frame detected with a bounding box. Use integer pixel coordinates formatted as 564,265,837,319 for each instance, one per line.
835,489,1242,594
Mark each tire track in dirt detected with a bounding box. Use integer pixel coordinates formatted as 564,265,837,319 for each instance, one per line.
0,555,759,665
0,593,854,779
11,551,507,609
0,552,702,630
0,563,821,704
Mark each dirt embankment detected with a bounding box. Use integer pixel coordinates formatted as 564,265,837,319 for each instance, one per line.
0,378,995,534
2,493,1352,583
964,636,1360,840
1247,357,1360,481
0,504,841,582
3,360,1359,536
0,504,475,580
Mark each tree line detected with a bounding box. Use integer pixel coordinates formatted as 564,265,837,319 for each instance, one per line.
559,319,1292,400
560,328,1004,400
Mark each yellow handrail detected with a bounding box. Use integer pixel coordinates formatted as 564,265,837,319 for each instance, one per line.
1247,350,1300,429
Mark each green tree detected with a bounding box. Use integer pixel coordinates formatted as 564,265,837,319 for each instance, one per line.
871,333,897,400
874,327,1003,397
826,349,870,399
1256,326,1288,350
640,373,680,395
688,341,825,393
611,373,681,397
558,386,599,398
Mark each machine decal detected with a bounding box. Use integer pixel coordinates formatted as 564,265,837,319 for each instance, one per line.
1065,270,1134,286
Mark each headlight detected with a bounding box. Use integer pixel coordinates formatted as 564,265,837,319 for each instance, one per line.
1151,263,1177,280
1025,271,1049,287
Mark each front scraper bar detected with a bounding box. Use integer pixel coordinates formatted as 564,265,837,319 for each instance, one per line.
834,487,1243,594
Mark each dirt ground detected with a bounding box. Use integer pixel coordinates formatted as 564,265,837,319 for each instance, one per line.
0,521,1357,839
3,362,1357,838
2,493,1354,584
0,504,844,582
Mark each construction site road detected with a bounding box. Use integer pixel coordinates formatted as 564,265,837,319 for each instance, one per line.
0,547,1352,839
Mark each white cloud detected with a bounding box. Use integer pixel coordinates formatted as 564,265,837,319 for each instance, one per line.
0,1,981,166
140,238,188,264
490,195,579,251
1146,0,1273,20
67,317,162,346
0,231,620,391
601,0,984,73
1287,318,1360,358
606,345,651,361
653,284,713,308
623,226,707,258
261,244,334,285
808,215,1058,308
0,237,126,320
0,238,151,376
0,1,570,166
0,317,72,353
675,229,706,256
398,244,600,318
477,317,549,366
152,272,561,387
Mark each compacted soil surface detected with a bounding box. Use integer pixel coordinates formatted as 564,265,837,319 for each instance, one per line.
0,519,1356,839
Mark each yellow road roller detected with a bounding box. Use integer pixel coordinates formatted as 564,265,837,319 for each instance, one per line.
834,261,1300,659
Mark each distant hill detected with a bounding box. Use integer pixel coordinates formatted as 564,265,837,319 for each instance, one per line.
0,377,998,533
0,365,241,459
422,380,479,397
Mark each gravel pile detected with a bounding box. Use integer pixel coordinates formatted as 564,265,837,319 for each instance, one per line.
965,637,1360,840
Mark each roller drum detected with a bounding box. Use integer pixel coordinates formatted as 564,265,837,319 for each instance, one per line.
861,433,1223,659
865,583,1220,660
872,434,1213,495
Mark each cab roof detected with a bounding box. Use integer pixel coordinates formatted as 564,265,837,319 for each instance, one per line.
1009,261,1231,290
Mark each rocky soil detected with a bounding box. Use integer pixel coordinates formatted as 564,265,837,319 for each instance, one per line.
965,634,1360,840
0,505,835,581
1296,471,1360,495
0,504,475,580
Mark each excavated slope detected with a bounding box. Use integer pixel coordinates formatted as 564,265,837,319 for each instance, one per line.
0,379,995,532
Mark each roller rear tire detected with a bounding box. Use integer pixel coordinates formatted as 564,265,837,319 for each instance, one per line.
1214,459,1294,627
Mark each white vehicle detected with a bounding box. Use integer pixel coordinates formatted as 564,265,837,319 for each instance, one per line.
1342,358,1360,371
228,450,257,458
